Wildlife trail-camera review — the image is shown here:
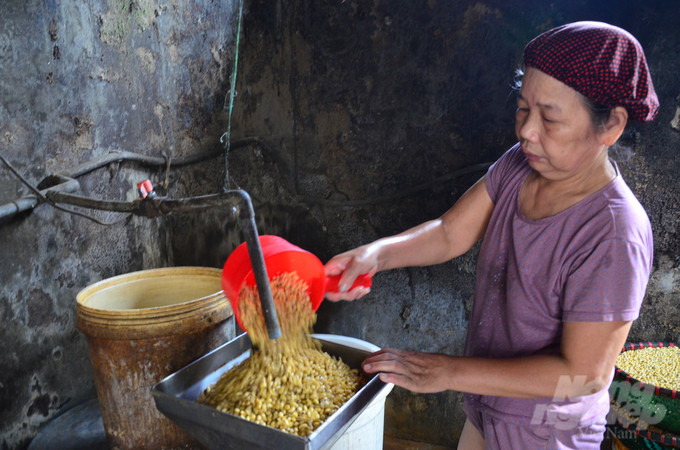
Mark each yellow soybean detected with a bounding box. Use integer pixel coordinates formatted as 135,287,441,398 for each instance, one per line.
198,272,362,437
616,346,680,391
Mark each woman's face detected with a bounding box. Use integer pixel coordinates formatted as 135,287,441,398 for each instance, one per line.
515,67,606,181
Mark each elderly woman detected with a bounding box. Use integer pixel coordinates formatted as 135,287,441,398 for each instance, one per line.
324,22,659,449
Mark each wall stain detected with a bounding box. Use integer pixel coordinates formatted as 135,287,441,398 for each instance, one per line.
26,394,51,418
25,290,55,328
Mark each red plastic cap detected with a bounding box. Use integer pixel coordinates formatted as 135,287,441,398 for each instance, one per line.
137,180,154,198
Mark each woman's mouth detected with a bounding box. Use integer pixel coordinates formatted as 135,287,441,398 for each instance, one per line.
522,149,542,162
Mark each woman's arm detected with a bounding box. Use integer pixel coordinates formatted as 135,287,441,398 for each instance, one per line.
363,320,632,398
325,175,494,298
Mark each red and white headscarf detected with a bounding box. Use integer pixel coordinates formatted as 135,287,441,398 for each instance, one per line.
523,21,659,123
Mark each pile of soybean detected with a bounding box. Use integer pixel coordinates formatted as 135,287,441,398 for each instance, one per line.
615,346,680,391
198,272,362,437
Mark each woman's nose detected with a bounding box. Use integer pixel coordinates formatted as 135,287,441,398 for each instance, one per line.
517,111,540,143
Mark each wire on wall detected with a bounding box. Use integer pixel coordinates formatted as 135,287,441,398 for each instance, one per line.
220,0,246,192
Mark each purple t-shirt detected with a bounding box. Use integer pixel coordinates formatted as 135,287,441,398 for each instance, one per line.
464,143,653,428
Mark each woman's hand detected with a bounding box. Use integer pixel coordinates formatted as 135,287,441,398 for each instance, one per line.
362,348,454,393
324,244,379,301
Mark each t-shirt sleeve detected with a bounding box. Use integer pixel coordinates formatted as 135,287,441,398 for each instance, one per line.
561,239,651,322
485,143,527,204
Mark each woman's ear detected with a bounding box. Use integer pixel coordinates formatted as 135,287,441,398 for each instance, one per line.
602,106,629,146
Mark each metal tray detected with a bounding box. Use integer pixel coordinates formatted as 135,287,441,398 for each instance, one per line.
152,333,390,450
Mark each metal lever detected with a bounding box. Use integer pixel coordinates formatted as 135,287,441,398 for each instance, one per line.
235,193,282,340
46,188,282,340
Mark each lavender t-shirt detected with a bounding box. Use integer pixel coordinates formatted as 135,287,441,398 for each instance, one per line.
463,143,653,428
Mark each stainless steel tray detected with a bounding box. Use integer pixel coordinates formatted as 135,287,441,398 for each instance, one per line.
152,333,390,450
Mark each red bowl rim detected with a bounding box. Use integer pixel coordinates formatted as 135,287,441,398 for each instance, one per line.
221,235,325,331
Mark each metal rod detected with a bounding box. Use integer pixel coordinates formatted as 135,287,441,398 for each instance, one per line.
235,190,281,340
0,175,80,220
46,191,137,213
1,148,283,340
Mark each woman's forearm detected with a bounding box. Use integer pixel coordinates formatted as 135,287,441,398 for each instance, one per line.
443,354,606,399
364,320,628,399
371,219,459,271
363,350,608,398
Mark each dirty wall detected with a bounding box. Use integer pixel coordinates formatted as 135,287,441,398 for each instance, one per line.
1,0,679,449
0,1,240,449
216,0,680,446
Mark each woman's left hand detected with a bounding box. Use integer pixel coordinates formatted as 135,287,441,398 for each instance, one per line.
361,348,454,393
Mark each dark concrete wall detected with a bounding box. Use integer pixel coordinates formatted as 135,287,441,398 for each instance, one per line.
1,0,679,449
0,1,239,449
216,0,680,447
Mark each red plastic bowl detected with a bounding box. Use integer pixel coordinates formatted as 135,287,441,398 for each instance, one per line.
222,235,371,331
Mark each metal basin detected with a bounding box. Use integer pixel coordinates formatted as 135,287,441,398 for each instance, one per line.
152,334,392,450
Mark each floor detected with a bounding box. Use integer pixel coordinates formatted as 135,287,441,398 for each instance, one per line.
383,429,616,450
27,399,617,450
384,435,456,449
28,399,461,450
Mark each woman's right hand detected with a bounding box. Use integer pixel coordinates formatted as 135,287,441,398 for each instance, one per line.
324,243,380,301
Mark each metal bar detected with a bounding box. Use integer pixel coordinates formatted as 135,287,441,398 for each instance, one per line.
0,176,80,220
46,191,138,213
234,190,281,340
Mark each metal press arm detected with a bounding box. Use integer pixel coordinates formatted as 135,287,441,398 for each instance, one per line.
47,188,282,340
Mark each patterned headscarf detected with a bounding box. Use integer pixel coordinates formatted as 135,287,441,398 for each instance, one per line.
523,21,659,123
